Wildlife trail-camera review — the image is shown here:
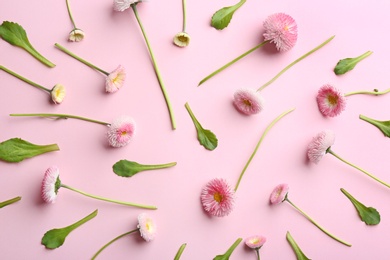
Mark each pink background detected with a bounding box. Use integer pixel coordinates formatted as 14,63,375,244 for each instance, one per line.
1,0,390,259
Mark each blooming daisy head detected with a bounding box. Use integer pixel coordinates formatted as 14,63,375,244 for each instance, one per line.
68,29,85,42
316,84,347,117
137,213,157,242
173,32,191,47
113,0,142,11
245,235,267,249
269,183,289,205
50,84,66,104
107,115,136,148
233,88,265,115
41,166,62,203
200,178,236,217
106,65,126,93
307,130,335,164
263,13,298,52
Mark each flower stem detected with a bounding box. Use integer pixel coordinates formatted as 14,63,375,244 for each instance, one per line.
344,88,390,97
182,0,187,32
352,50,373,64
54,43,109,75
198,40,269,86
255,248,260,260
174,243,187,260
285,198,351,247
10,113,110,126
68,209,98,231
61,184,157,209
257,35,335,92
0,65,51,92
234,108,295,192
0,196,21,208
132,4,176,130
327,148,390,189
66,0,77,29
91,229,138,259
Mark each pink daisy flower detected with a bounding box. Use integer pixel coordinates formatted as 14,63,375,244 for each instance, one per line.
245,235,267,249
106,65,126,93
107,116,136,148
233,88,265,115
137,213,157,242
269,183,289,205
307,130,335,164
263,13,298,52
316,84,347,117
200,178,236,217
41,166,61,203
113,0,141,11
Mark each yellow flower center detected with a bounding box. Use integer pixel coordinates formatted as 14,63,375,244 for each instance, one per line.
121,131,128,136
284,25,290,31
243,99,252,107
178,35,188,43
214,192,224,203
327,94,338,106
250,238,260,244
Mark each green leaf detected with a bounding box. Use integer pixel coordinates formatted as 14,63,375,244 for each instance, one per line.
286,231,311,260
174,243,187,260
359,114,390,137
334,51,372,75
0,21,55,67
211,0,246,30
0,196,21,208
184,102,218,150
113,160,177,178
213,238,242,260
0,138,60,163
41,209,98,249
341,188,380,225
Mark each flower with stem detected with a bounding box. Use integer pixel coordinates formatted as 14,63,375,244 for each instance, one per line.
0,196,21,208
0,65,65,104
114,1,176,130
66,0,84,42
245,235,266,260
233,36,334,115
41,166,157,209
198,13,298,86
92,213,156,259
10,113,135,148
270,183,351,247
307,130,390,189
54,43,126,93
173,0,190,47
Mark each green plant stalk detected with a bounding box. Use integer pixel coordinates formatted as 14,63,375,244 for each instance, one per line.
0,196,21,208
138,162,177,171
181,0,187,32
286,231,310,260
91,229,138,259
199,40,269,86
61,184,157,209
10,113,109,126
234,108,295,191
327,149,390,189
0,65,51,92
185,102,202,129
174,243,187,260
257,35,335,92
344,88,390,97
66,0,77,29
67,209,98,231
285,198,351,247
132,4,176,130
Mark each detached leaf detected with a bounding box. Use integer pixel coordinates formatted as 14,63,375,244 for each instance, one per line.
211,0,246,30
174,243,187,260
359,114,390,137
42,209,97,249
0,196,21,208
0,21,55,67
185,102,218,150
286,231,311,260
341,188,380,225
214,238,242,260
0,138,60,163
334,51,372,75
113,160,177,178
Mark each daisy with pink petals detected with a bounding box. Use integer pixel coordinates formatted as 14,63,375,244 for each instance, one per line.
269,183,351,247
263,13,297,52
245,235,266,260
307,131,390,189
233,89,265,115
316,84,390,117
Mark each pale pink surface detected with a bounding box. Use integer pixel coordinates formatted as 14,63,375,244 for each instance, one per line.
316,84,347,117
2,1,390,259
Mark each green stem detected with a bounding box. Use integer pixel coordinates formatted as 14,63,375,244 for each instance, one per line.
198,40,270,86
352,50,373,65
140,162,177,171
67,209,98,231
10,113,109,126
54,43,109,75
91,229,138,259
132,4,176,130
344,88,390,97
182,0,187,32
61,184,157,209
224,238,243,257
327,148,390,189
285,198,351,247
0,65,51,92
174,243,187,260
184,102,201,129
255,248,260,260
0,196,21,208
66,0,77,29
234,108,295,192
257,35,335,92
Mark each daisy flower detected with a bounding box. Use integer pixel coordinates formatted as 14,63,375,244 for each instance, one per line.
66,0,84,42
233,88,265,115
0,65,66,104
173,0,190,47
55,43,126,93
245,235,266,260
269,183,351,246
